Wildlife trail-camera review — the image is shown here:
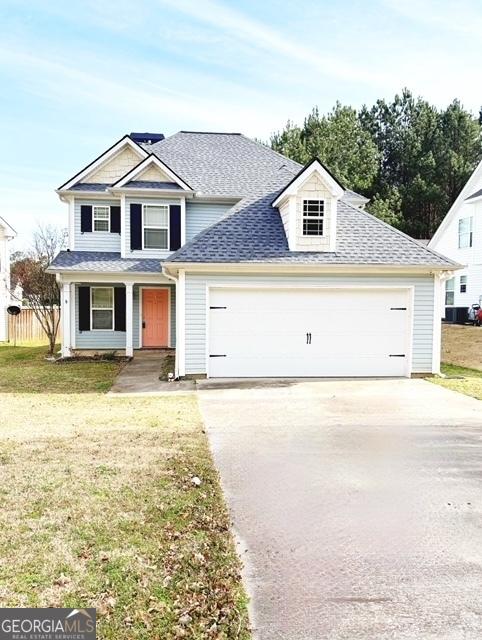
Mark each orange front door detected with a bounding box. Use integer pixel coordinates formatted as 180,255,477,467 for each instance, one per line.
142,289,169,347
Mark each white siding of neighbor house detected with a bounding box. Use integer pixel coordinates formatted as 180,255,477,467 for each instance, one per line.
185,202,230,242
73,198,122,252
74,283,176,350
184,273,435,375
431,198,482,308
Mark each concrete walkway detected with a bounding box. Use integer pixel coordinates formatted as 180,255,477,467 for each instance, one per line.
109,350,195,395
199,379,482,640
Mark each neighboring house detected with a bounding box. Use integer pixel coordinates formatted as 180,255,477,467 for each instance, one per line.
48,131,458,378
429,160,482,321
0,216,17,342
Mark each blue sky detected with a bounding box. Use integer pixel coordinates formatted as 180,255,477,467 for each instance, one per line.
1,0,481,249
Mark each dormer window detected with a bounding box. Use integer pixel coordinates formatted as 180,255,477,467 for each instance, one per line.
303,199,324,236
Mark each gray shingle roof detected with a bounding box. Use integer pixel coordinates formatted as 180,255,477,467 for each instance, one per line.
465,188,482,201
166,197,457,267
49,251,161,273
140,132,455,267
69,183,111,192
124,180,184,190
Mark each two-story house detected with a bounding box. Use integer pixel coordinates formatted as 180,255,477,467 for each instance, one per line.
49,131,458,378
429,160,482,321
0,216,16,342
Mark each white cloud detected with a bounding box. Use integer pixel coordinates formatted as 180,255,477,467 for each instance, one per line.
156,0,395,89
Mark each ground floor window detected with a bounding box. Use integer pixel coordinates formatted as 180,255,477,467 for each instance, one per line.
91,287,114,330
445,277,455,306
460,275,467,294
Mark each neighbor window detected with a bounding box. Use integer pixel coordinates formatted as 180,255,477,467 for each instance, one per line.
458,217,473,248
302,199,324,236
93,205,110,232
143,204,169,249
460,275,467,294
91,287,114,330
445,278,455,306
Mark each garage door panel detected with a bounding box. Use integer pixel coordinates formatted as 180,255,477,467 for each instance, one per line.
208,288,411,378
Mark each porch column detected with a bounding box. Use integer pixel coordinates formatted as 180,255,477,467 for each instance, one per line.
61,281,72,357
125,282,134,357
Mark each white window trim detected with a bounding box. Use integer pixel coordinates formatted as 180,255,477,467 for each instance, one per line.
458,216,473,249
460,275,468,293
142,203,169,250
302,199,325,237
93,205,111,233
90,286,114,331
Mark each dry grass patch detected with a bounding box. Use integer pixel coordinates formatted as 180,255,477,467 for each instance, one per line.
430,363,482,401
0,344,250,639
442,324,482,371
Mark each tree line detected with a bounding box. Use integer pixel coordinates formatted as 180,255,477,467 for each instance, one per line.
270,89,482,239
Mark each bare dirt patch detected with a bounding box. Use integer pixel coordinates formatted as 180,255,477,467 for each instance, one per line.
442,323,482,371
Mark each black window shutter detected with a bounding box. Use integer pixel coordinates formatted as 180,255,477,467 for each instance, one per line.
130,204,142,250
80,205,92,233
110,206,121,233
78,286,90,331
170,204,181,250
114,287,126,332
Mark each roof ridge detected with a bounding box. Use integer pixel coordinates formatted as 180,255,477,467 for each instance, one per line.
344,202,460,267
179,130,242,135
237,134,302,171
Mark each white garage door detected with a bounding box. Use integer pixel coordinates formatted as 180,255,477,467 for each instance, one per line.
208,287,412,377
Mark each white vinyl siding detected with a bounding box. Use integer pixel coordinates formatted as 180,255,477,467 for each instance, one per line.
185,202,231,241
74,198,121,251
184,273,436,375
75,284,176,349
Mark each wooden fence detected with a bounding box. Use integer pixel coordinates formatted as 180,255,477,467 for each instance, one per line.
8,308,61,343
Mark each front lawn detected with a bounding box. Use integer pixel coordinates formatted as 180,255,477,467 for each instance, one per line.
0,343,250,639
0,344,121,393
430,363,482,401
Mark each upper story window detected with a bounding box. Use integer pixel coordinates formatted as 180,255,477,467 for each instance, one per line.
445,277,455,306
91,287,114,330
143,204,169,249
93,205,110,232
458,216,473,248
302,199,324,236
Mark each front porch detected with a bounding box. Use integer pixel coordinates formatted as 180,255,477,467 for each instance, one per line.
60,278,176,359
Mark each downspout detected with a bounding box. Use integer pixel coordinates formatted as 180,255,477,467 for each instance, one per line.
162,265,180,379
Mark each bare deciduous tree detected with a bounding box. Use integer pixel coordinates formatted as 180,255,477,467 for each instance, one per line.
11,225,66,355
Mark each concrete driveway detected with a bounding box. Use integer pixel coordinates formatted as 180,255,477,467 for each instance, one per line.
197,379,482,640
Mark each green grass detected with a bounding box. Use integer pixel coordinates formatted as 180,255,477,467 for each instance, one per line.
430,363,482,401
0,343,250,638
0,344,121,393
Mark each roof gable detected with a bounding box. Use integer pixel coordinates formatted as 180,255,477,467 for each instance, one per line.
272,158,344,208
0,216,16,237
430,159,482,247
111,154,192,191
58,135,148,191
